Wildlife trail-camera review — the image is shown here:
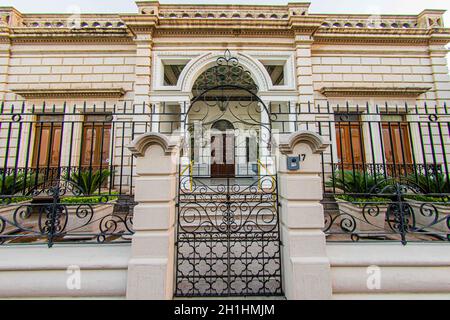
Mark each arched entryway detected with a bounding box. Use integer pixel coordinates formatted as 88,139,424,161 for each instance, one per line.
183,50,272,178
175,51,282,297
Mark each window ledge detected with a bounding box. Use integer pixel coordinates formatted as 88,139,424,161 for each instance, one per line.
319,87,431,98
11,88,126,99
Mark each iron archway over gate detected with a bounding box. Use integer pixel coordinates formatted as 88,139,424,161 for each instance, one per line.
174,51,283,297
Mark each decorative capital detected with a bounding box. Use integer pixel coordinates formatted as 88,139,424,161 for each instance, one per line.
128,132,180,157
279,130,330,155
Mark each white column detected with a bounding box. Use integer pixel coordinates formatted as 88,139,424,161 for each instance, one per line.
429,45,450,109
131,33,153,139
294,37,318,134
126,133,179,300
0,40,10,103
429,46,450,169
0,35,10,167
295,37,315,110
278,131,332,300
132,34,153,106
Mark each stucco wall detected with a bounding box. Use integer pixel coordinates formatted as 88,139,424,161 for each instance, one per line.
312,44,439,101
0,244,130,299
327,243,450,300
3,43,137,104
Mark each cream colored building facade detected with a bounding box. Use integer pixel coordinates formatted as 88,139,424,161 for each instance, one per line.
0,1,450,300
0,2,449,179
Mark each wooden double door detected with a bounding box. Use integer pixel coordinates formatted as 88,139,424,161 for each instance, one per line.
210,120,235,178
335,115,412,173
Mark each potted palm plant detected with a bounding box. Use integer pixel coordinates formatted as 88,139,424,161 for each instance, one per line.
63,169,118,237
327,170,391,232
0,172,42,237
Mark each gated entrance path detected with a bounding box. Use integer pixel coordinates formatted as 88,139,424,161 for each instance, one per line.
175,176,283,297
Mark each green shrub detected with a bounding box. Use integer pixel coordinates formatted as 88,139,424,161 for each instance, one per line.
335,195,389,207
405,195,450,205
60,193,118,204
0,172,41,195
66,169,111,196
326,170,389,195
406,172,449,194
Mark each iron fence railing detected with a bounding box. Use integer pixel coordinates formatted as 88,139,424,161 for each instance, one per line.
308,103,450,244
0,100,449,246
0,102,153,245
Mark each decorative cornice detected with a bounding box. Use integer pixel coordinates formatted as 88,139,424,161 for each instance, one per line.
120,15,157,34
153,27,293,38
313,27,450,45
319,87,432,98
9,27,133,44
128,132,180,157
11,88,126,99
279,131,330,155
1,5,449,47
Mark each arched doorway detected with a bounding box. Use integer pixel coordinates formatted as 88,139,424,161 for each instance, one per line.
184,50,272,178
210,120,235,177
175,51,282,298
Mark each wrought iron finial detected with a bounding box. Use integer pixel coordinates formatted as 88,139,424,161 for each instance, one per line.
216,49,239,67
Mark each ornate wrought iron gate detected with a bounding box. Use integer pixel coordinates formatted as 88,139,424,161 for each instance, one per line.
175,175,283,297
174,50,282,297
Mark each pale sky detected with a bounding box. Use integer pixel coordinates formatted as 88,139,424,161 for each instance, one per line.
1,0,450,25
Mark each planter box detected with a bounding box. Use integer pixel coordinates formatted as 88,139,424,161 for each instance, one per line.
0,201,116,240
407,199,450,233
0,201,34,236
65,202,116,236
336,199,389,233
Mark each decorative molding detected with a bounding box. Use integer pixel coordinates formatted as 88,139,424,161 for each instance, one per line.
153,28,293,38
279,130,330,155
11,88,126,99
319,87,432,98
179,51,272,94
128,132,180,157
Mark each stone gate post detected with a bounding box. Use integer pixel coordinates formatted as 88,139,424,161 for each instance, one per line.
126,133,179,300
277,131,332,300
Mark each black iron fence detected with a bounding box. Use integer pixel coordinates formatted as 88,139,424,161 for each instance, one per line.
0,100,449,246
0,102,156,246
307,103,449,244
259,101,449,244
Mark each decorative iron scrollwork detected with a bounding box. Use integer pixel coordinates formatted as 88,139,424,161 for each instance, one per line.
192,50,258,96
176,176,282,297
0,180,134,246
324,178,450,245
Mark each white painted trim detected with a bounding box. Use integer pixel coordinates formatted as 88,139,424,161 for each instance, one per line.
151,50,298,95
0,245,130,298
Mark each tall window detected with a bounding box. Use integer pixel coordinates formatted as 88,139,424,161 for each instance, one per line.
32,115,64,167
381,115,412,169
335,114,365,170
81,114,112,169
